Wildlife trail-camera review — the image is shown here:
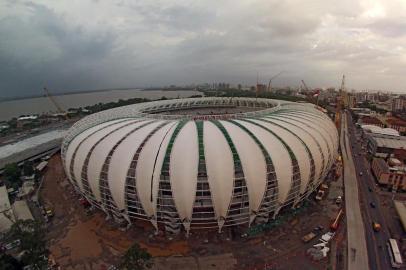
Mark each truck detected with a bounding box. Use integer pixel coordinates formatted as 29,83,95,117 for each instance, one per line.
44,206,54,218
302,232,317,243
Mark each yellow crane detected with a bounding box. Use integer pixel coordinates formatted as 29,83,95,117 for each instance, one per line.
43,87,69,119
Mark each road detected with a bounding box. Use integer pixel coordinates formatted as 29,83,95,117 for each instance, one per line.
345,112,393,270
340,113,370,270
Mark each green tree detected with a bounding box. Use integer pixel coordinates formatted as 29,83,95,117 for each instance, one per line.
22,161,34,176
3,163,21,189
0,253,23,270
7,220,48,269
118,243,152,270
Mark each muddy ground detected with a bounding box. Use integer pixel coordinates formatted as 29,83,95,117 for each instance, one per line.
41,155,345,270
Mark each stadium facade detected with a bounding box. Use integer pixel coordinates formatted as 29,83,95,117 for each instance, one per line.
61,97,338,235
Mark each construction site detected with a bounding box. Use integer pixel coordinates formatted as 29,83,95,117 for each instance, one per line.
38,151,345,269
1,82,350,269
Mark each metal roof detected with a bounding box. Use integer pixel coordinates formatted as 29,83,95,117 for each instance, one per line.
371,135,406,149
12,200,34,221
362,125,400,136
0,130,66,160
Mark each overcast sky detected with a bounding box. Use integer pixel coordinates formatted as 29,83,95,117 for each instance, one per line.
1,0,406,98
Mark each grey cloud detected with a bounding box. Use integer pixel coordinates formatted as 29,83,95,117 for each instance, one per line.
1,0,406,98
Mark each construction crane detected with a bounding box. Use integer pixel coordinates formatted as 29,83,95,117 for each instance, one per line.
44,87,68,119
267,71,283,92
301,80,310,92
302,80,320,105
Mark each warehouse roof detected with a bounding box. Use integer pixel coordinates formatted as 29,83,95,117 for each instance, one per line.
361,125,400,136
12,200,34,221
0,129,66,160
369,134,406,149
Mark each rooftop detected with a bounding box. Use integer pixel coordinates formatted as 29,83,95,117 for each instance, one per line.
369,134,406,149
12,200,34,221
0,129,66,160
0,185,13,233
361,125,400,136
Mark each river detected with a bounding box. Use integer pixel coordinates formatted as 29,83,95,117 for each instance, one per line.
0,89,201,121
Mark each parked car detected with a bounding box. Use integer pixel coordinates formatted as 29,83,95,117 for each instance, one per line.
4,240,20,250
370,202,376,208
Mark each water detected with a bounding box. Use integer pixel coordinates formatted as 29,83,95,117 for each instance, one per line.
0,89,201,121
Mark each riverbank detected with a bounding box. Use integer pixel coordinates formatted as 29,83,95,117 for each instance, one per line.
0,89,201,121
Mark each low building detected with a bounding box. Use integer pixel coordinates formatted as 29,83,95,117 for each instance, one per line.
366,134,406,157
0,129,65,170
256,84,267,93
386,117,406,134
394,149,406,164
12,200,34,221
0,186,14,235
371,158,406,191
359,115,384,128
392,97,406,113
17,180,35,199
361,125,399,137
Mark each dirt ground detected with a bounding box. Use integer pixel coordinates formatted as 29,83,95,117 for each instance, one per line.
41,155,344,270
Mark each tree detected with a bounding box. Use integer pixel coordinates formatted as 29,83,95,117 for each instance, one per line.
0,253,23,270
118,243,152,270
22,161,34,176
3,163,21,189
7,220,48,269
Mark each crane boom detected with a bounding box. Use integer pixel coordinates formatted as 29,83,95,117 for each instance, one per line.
301,80,310,92
267,71,283,92
44,87,68,117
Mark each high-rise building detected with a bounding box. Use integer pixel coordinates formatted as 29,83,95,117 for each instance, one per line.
392,96,406,112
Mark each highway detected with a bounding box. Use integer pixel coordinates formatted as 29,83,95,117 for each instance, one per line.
340,113,369,270
345,111,392,270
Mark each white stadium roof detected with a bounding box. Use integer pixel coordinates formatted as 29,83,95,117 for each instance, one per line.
61,97,338,234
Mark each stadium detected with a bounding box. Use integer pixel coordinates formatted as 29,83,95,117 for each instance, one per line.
61,97,338,235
